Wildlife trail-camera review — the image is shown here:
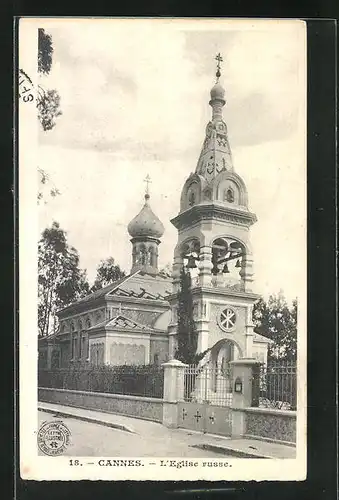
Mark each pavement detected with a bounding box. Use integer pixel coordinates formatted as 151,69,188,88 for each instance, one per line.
38,401,296,459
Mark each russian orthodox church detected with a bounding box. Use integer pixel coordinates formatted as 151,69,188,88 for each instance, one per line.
38,56,270,370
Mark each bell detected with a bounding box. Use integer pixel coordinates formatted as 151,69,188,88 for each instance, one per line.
235,259,241,268
211,264,219,275
222,262,230,273
187,255,197,269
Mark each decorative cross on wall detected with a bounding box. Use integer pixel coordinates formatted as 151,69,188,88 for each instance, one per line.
182,408,188,420
194,410,202,422
209,413,215,424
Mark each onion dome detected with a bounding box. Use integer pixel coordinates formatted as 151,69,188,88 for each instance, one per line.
210,82,225,101
128,193,165,239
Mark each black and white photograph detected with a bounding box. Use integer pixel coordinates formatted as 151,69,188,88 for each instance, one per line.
19,18,307,481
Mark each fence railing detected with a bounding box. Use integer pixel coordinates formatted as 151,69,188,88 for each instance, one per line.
38,365,164,399
256,361,297,411
184,364,233,407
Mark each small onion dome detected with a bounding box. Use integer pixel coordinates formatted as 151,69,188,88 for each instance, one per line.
128,194,165,239
210,82,225,101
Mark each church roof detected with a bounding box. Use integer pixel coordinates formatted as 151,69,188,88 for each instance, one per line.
108,272,172,301
88,314,155,332
57,271,172,316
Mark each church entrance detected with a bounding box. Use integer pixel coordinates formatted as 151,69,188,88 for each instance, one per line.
177,340,238,437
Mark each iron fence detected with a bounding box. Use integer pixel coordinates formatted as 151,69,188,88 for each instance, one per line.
38,364,164,399
184,364,233,407
256,360,297,410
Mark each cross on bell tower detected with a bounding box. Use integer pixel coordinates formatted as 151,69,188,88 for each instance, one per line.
215,52,223,82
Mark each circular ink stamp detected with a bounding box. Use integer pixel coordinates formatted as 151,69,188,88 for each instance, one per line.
38,420,71,456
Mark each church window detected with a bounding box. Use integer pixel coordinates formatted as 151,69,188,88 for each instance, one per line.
188,191,196,207
86,336,89,360
219,307,236,331
204,189,212,200
81,335,86,359
224,188,234,203
71,337,77,359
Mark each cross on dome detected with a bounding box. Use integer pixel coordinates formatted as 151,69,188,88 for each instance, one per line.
144,174,152,198
215,52,223,82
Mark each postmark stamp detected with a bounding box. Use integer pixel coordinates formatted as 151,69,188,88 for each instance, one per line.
37,420,71,456
18,69,34,103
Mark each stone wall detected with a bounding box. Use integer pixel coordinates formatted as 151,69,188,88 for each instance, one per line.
150,339,169,365
38,387,163,423
244,407,296,444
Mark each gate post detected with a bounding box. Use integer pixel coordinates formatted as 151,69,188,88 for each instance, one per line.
162,359,187,428
230,358,261,439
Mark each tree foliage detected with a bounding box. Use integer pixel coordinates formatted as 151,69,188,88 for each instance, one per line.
37,28,62,132
91,257,126,292
37,28,62,204
37,88,62,132
175,267,206,364
252,291,297,361
38,28,53,75
38,222,90,337
37,167,60,204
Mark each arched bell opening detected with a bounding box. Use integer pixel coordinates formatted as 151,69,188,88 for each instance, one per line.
180,238,201,283
211,237,246,288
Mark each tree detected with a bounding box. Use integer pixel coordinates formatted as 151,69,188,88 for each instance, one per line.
91,257,126,292
175,267,207,364
37,167,60,204
36,28,62,203
252,291,297,361
38,222,90,337
37,28,62,131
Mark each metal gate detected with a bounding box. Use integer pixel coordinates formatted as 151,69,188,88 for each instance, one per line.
178,364,233,437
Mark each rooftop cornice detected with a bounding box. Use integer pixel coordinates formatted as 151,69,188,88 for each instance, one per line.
170,203,257,230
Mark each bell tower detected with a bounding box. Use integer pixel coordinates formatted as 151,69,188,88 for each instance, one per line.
168,54,259,362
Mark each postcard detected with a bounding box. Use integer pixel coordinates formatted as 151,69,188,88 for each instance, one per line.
18,17,307,481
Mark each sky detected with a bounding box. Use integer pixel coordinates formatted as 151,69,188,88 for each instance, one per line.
36,19,306,301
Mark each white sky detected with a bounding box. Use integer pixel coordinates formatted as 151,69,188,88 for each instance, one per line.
37,19,306,302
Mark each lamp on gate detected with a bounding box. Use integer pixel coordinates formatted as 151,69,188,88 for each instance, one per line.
234,377,243,393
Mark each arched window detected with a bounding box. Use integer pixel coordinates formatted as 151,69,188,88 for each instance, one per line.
224,188,234,203
138,244,146,265
147,247,154,266
188,191,196,207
